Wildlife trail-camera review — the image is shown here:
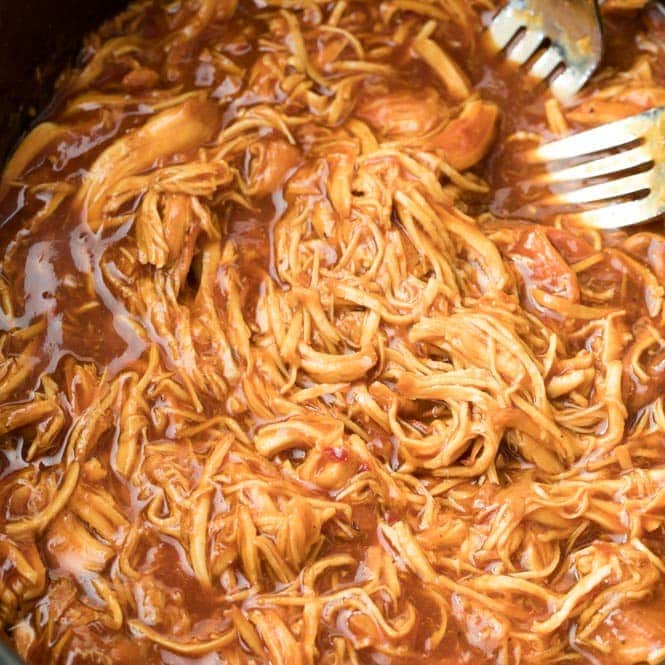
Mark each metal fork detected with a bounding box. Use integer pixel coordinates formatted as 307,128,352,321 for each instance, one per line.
488,0,603,102
525,106,665,229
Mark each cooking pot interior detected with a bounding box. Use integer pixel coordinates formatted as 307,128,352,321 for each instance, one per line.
0,4,129,660
0,0,127,165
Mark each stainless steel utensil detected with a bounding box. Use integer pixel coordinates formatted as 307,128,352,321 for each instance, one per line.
526,105,665,228
488,0,603,102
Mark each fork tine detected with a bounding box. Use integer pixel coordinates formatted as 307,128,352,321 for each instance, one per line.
526,113,653,163
488,7,523,50
545,171,653,205
529,46,562,81
573,196,665,230
507,28,545,65
550,67,588,103
535,146,653,184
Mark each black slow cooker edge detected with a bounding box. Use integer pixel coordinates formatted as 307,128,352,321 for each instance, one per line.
0,0,127,166
0,4,128,662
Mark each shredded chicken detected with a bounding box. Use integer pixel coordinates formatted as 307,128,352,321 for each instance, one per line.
0,0,664,663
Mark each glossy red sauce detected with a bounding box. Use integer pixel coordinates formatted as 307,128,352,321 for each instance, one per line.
0,2,664,664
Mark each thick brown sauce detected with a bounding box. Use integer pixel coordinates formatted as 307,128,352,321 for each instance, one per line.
0,2,665,664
